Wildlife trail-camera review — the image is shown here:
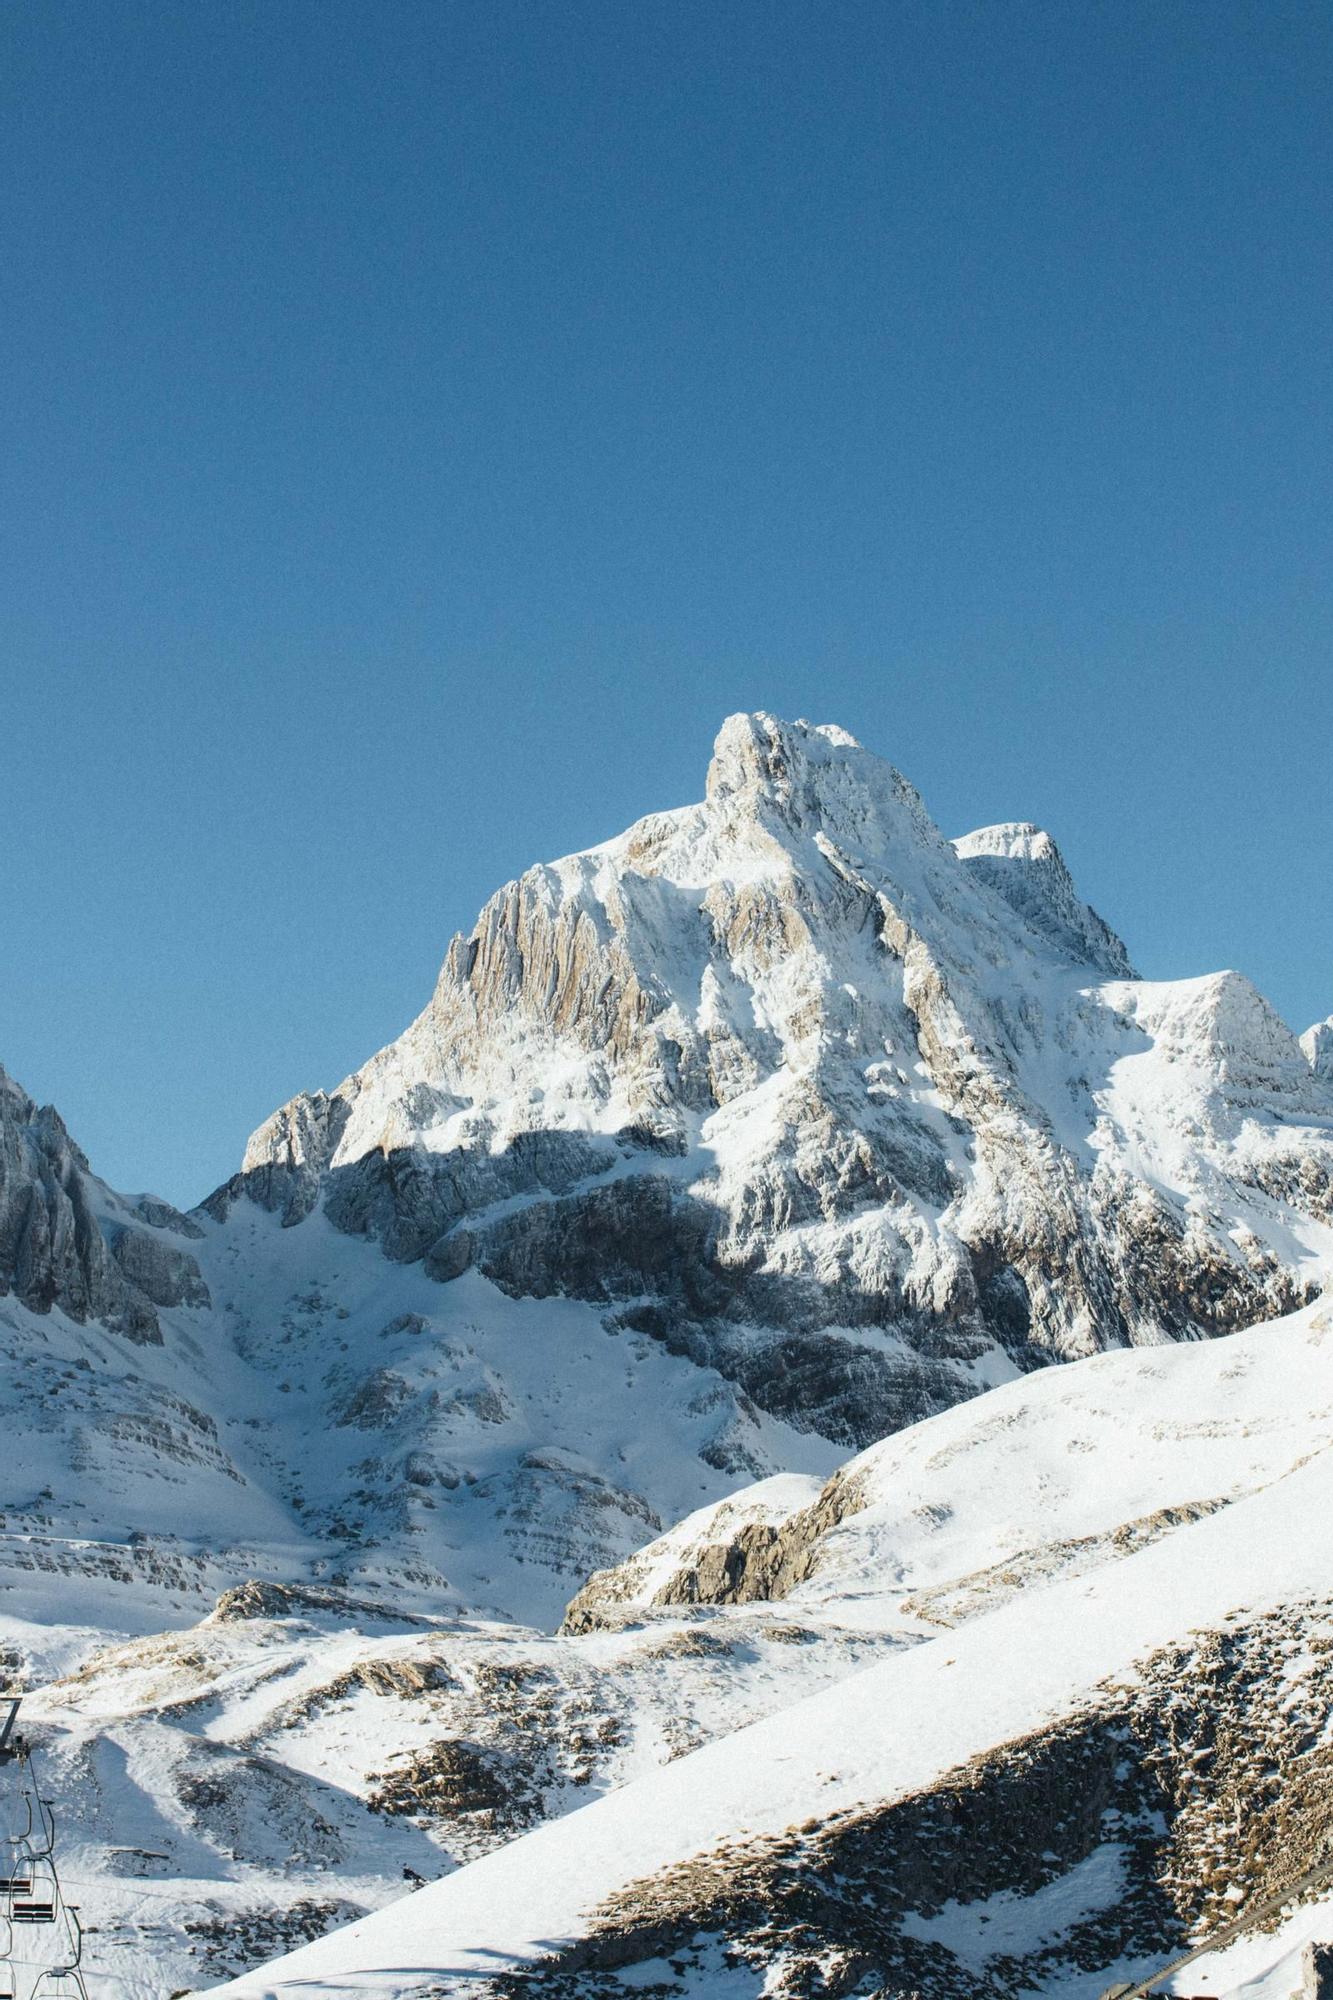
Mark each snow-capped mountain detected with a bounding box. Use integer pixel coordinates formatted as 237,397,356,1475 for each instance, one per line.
3,711,1333,1997
217,710,1333,1461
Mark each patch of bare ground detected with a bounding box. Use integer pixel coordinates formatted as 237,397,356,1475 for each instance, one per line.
183,1896,367,1981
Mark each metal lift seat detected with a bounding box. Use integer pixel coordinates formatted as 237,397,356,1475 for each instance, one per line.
32,1904,89,1998
11,1854,58,1922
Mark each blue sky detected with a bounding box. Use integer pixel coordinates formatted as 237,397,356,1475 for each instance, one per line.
3,0,1330,1204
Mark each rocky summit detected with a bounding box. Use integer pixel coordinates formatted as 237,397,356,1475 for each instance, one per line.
219,710,1332,1454
2,713,1332,1999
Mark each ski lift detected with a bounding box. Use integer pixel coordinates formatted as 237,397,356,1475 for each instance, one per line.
10,1853,59,1923
0,1702,93,1988
18,1776,56,1862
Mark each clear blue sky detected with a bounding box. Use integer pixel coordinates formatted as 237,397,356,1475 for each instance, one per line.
3,0,1330,1205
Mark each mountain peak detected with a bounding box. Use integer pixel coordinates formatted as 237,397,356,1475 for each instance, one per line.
706,712,862,795
1303,1015,1333,1082
0,1062,208,1339
705,711,882,811
953,820,1135,977
703,711,944,874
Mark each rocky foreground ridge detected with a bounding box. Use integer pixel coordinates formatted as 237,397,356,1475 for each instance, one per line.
199,1295,1333,2000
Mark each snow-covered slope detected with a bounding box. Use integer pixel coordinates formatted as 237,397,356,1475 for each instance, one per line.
564,1285,1333,1635
197,1296,1333,2000
19,1582,898,1993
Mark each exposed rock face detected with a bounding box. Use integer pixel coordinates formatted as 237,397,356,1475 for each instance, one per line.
0,1065,208,1341
562,1468,870,1633
106,1219,211,1308
207,714,1333,1452
1304,1941,1333,2000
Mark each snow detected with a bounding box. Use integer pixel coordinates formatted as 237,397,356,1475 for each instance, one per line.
900,1843,1127,1969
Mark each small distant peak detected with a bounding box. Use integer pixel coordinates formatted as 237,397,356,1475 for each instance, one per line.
803,719,863,751
954,821,1134,977
954,822,1058,866
1301,1016,1333,1083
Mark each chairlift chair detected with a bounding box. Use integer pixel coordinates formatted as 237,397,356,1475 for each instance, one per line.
31,1977,89,2000
32,1905,89,1999
2,1774,55,1862
11,1852,59,1923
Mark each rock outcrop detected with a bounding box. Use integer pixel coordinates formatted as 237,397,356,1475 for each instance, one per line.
0,1065,208,1341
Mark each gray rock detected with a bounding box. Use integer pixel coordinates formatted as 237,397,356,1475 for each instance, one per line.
0,1067,161,1342
107,1224,211,1308
1304,1942,1333,1999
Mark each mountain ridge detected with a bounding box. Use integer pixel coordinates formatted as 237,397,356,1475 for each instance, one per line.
205,712,1333,1463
